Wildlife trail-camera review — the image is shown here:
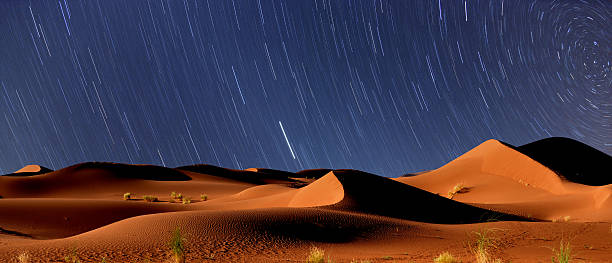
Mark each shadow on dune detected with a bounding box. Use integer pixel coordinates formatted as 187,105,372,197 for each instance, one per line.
176,164,298,184
325,170,530,224
504,137,612,186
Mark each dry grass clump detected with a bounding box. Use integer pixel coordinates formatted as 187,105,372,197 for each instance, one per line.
182,197,192,204
169,228,186,263
433,252,459,263
200,194,208,201
447,183,469,199
307,246,327,263
16,251,30,263
552,216,571,223
171,192,184,202
123,192,132,200
64,248,81,263
552,241,572,263
469,228,503,263
142,195,158,202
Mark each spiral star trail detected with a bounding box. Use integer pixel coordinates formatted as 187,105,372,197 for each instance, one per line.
0,0,610,176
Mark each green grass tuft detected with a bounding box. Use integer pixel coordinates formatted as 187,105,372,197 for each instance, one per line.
169,227,186,263
552,241,571,263
307,246,326,263
142,195,158,202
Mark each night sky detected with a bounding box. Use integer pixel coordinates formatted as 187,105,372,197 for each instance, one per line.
0,0,610,176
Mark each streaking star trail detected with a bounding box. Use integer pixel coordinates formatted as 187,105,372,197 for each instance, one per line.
0,0,610,176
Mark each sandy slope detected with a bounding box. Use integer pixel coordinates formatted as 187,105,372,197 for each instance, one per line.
396,139,612,222
1,138,611,262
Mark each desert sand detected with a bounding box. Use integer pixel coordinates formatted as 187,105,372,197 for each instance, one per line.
1,137,611,262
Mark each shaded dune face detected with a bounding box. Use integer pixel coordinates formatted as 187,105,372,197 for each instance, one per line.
325,170,526,223
512,137,612,186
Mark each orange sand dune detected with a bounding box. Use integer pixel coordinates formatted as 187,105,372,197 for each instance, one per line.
1,138,612,262
395,139,612,222
14,165,52,174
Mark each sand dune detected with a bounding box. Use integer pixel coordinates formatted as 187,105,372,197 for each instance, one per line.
396,138,612,222
1,137,611,262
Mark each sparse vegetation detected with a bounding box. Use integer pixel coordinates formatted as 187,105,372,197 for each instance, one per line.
142,195,158,202
470,228,499,263
123,192,132,200
307,246,326,263
64,248,81,263
16,251,30,263
447,183,469,199
200,194,208,201
552,241,572,263
169,228,186,263
381,255,393,260
182,197,191,204
350,260,371,263
170,192,184,201
552,216,571,223
434,252,459,263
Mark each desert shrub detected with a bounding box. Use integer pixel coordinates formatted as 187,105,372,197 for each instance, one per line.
169,228,186,263
307,246,326,263
16,251,30,263
182,197,191,204
171,191,177,199
470,228,499,263
200,194,208,201
176,193,183,200
434,252,459,263
552,241,571,263
123,192,132,200
64,248,81,263
142,195,158,202
447,183,469,199
381,256,393,260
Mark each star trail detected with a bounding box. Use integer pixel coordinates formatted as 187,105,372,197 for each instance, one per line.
0,0,610,176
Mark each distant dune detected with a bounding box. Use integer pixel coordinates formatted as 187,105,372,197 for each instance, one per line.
1,137,611,262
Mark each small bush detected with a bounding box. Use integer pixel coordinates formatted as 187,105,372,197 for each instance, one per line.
552,241,571,263
123,192,132,200
307,246,326,263
182,197,191,204
471,228,499,263
447,183,469,199
176,193,183,200
16,251,30,263
142,195,158,202
200,194,208,201
171,192,178,199
64,248,81,263
434,252,459,263
381,256,393,260
169,228,186,263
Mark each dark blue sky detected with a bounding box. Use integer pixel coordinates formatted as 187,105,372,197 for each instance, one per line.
0,0,610,176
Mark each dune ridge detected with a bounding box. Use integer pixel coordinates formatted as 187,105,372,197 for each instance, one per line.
2,137,612,262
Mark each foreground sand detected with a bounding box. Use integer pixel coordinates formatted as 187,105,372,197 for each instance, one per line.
1,138,611,262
